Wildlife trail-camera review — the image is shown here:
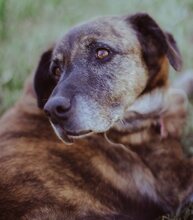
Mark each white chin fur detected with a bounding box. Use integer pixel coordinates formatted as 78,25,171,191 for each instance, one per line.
50,121,96,144
50,121,73,144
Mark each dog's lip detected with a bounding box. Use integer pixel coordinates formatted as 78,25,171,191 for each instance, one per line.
60,129,93,144
52,122,93,143
66,130,93,137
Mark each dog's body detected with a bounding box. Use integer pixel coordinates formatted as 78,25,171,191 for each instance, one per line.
1,86,193,220
0,13,193,220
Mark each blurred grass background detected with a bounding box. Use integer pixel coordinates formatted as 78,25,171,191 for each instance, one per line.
0,0,193,114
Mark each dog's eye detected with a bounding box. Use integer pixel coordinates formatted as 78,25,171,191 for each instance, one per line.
96,48,110,60
53,67,61,80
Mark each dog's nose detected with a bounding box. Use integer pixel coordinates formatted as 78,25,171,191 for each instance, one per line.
44,97,71,120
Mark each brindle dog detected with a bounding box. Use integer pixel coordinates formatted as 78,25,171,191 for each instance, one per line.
0,13,193,220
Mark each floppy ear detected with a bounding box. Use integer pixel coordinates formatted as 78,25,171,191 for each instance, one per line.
128,13,182,91
165,32,182,71
34,48,56,109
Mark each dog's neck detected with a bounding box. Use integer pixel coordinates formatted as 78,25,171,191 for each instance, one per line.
108,88,163,145
109,86,188,146
107,57,171,146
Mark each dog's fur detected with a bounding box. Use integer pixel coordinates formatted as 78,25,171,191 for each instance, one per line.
0,13,193,220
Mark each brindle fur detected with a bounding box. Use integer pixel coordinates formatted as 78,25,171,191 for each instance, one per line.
0,13,193,220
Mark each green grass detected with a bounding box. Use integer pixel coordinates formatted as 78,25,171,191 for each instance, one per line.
0,0,193,114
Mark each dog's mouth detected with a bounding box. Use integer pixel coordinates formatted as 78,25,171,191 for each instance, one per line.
67,130,93,138
50,122,93,144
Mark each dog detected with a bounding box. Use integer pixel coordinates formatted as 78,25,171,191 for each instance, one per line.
0,12,193,220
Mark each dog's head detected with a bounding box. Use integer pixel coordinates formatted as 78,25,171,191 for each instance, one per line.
34,13,182,143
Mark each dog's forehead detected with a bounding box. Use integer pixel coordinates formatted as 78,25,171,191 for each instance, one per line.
53,16,139,57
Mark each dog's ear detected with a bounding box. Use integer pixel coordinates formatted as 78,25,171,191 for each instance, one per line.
165,32,182,71
128,13,182,90
34,48,56,109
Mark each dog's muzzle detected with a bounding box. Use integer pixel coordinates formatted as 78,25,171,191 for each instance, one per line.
44,96,71,121
44,96,92,143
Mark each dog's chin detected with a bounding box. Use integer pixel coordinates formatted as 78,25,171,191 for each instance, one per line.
50,122,93,144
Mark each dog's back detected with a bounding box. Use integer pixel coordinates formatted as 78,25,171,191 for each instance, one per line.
0,82,167,220
0,77,193,220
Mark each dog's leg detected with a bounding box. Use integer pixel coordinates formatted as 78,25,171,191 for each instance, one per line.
172,70,193,152
153,88,188,138
114,87,188,142
172,70,193,99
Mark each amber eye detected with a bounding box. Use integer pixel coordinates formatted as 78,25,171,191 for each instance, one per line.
53,67,61,80
96,48,110,59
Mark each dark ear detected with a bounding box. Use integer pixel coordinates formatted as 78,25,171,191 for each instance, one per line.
34,48,56,109
165,32,182,71
128,13,182,77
